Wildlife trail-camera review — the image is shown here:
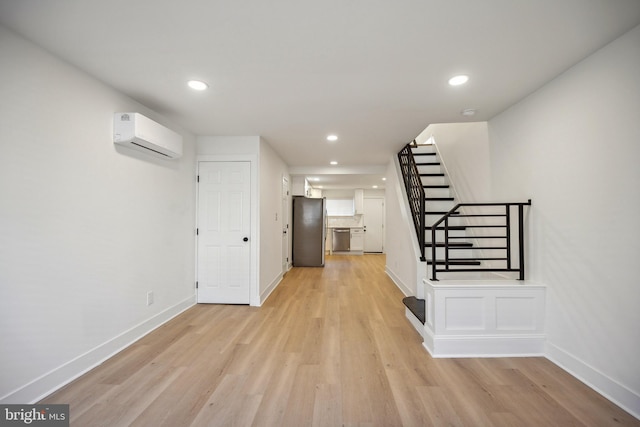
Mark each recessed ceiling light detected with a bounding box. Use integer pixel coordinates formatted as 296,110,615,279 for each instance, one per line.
330,161,338,165
461,108,476,116
317,185,323,189
187,80,209,91
382,177,387,181
372,185,378,189
311,177,320,181
327,135,338,142
448,75,469,86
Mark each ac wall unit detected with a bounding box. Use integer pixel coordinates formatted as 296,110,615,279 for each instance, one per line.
114,112,183,159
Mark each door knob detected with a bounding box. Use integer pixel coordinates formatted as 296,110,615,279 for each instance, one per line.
243,237,249,242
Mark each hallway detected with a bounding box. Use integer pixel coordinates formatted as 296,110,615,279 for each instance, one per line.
42,255,638,426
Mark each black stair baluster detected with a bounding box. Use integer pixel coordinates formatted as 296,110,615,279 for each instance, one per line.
519,202,527,280
506,205,511,270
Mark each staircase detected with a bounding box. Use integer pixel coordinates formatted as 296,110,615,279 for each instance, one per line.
398,141,542,357
400,141,465,328
414,144,481,269
398,142,480,269
398,141,531,280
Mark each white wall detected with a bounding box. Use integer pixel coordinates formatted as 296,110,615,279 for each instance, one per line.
0,26,196,403
384,158,422,296
488,24,640,415
364,189,386,198
424,122,492,203
258,138,289,302
196,136,260,155
196,136,289,305
196,136,260,305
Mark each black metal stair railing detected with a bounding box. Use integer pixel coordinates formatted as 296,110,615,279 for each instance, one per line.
397,143,531,278
398,144,426,261
430,201,532,281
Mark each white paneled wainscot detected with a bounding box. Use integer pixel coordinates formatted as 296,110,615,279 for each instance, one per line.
419,280,546,357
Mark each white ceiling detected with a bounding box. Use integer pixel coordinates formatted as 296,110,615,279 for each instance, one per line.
2,0,639,189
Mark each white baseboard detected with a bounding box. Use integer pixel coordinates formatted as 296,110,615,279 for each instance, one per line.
404,308,424,338
423,327,545,358
260,273,283,305
385,266,411,296
0,295,196,404
546,342,640,420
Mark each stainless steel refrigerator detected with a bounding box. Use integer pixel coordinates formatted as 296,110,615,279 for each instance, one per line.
292,196,326,267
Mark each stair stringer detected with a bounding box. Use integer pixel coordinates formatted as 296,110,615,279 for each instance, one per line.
388,155,430,296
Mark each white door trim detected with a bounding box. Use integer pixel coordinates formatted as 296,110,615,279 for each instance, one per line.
282,174,290,274
196,154,259,306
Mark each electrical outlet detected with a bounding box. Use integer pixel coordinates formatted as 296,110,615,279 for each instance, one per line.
147,291,154,306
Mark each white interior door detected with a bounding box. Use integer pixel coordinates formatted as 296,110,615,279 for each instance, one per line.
363,198,384,253
282,175,290,273
197,161,251,304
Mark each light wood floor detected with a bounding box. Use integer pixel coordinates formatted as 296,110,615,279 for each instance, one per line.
42,255,638,426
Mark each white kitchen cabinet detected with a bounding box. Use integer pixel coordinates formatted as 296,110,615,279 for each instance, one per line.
354,189,364,214
350,228,364,252
292,176,310,196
